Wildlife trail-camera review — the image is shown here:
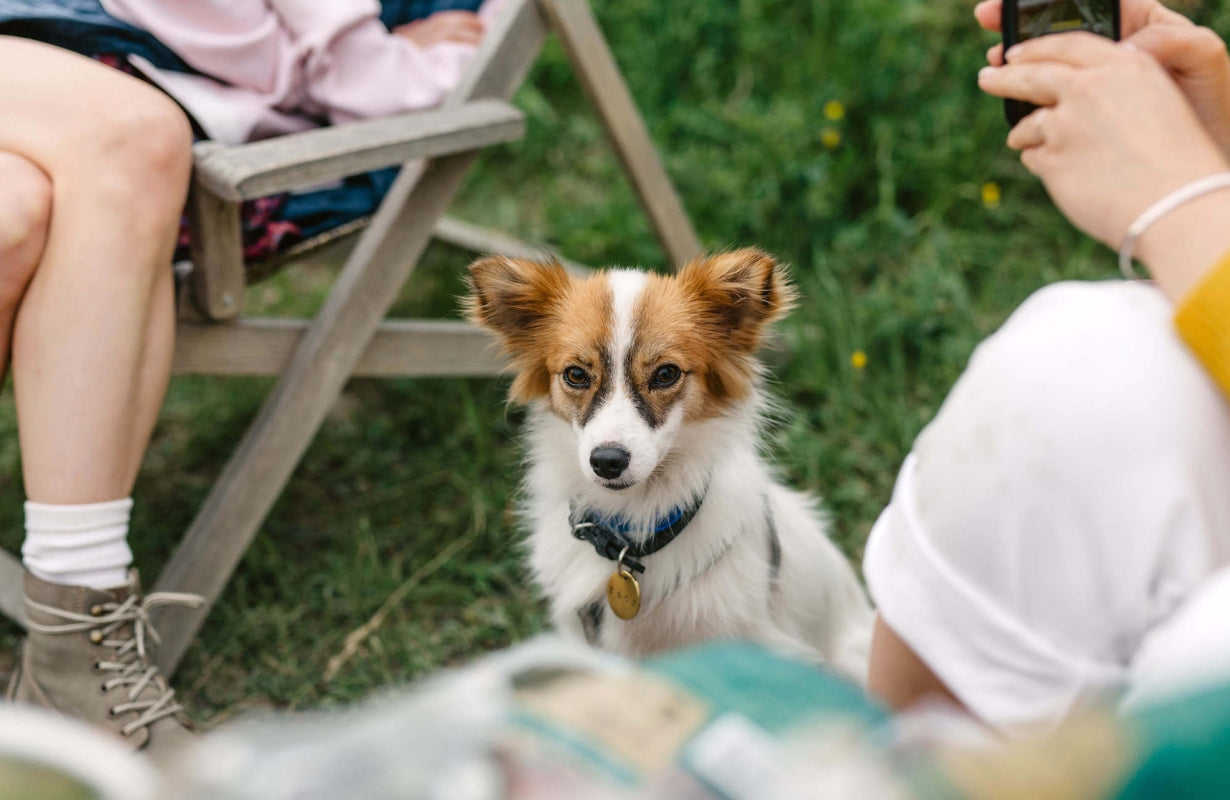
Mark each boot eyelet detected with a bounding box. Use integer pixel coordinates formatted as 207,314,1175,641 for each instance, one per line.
99,683,109,694
89,630,104,644
89,605,104,617
92,661,103,672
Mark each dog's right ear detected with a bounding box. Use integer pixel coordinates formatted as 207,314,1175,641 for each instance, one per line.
465,256,570,401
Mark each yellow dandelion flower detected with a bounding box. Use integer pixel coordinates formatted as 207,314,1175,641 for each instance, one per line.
981,181,1001,209
851,350,868,370
823,100,846,121
821,127,842,150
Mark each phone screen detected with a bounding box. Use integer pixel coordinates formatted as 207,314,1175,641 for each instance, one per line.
1016,0,1117,42
1002,0,1119,123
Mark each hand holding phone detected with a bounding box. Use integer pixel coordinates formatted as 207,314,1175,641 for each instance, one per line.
1001,0,1121,125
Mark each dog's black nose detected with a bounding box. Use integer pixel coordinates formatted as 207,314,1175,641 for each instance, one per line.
590,446,631,480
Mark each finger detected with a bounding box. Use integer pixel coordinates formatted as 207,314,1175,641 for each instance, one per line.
1004,30,1121,68
444,27,483,45
975,0,1002,33
1006,107,1048,150
419,13,484,44
1119,0,1189,37
1131,0,1190,31
445,16,485,38
1129,24,1228,80
987,43,1004,67
435,19,483,36
430,11,484,27
978,63,1071,106
1019,143,1050,178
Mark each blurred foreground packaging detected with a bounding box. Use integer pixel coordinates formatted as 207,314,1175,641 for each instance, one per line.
4,637,1230,799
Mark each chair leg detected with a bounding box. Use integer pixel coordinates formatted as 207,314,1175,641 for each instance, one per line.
0,548,26,629
539,0,704,268
152,155,473,676
151,0,553,677
186,174,247,321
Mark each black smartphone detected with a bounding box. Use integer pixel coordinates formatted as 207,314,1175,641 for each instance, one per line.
1002,0,1121,125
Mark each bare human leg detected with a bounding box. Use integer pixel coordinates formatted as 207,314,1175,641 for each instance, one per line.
0,36,197,752
0,151,50,378
0,38,190,504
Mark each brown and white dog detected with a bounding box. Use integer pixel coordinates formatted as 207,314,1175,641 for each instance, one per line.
466,248,872,681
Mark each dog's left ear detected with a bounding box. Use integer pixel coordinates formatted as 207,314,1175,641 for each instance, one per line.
678,248,796,351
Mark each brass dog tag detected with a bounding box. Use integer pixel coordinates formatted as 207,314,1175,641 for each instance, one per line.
607,569,641,620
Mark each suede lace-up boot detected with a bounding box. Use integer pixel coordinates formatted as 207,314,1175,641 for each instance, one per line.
6,570,203,755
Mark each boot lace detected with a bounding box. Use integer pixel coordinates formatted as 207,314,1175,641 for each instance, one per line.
25,591,204,737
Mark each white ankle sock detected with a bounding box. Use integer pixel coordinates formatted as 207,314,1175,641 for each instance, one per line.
22,499,135,590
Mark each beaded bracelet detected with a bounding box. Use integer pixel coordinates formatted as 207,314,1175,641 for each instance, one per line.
1119,173,1230,280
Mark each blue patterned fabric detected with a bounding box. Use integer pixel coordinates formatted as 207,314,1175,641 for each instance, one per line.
0,0,191,71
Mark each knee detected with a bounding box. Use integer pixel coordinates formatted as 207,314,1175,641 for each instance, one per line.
89,87,193,212
911,282,1230,608
980,281,1223,443
0,154,52,302
918,281,1230,490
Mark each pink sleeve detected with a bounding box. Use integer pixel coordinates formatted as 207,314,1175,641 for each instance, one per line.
101,0,487,124
274,0,476,123
99,0,307,100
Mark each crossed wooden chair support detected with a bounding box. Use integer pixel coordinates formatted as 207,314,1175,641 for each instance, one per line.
0,0,702,678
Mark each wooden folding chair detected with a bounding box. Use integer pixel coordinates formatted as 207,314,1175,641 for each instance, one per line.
0,0,701,678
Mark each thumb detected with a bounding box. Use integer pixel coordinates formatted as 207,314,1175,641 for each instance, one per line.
1128,24,1228,81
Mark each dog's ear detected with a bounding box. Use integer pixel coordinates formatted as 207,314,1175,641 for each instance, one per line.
678,248,796,353
465,255,571,402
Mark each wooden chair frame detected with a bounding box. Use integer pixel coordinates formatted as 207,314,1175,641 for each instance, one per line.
0,0,701,678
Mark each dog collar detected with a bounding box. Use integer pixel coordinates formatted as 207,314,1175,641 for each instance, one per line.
576,493,782,645
568,488,708,575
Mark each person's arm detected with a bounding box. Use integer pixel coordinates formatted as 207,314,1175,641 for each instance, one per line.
975,0,1230,400
269,0,480,124
100,0,303,99
867,615,962,711
1175,251,1230,399
980,34,1230,401
977,32,1230,289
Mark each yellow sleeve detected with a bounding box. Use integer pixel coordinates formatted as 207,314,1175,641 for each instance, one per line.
1175,249,1230,401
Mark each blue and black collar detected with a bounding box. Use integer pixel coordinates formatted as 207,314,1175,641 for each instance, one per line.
569,489,709,574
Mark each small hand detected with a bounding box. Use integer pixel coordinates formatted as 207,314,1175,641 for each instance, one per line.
978,33,1228,252
394,11,485,47
979,32,1230,300
975,0,1230,156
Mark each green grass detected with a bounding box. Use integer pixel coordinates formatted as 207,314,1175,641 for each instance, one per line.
1,0,1223,722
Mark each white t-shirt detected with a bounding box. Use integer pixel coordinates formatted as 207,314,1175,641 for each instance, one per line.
863,282,1230,731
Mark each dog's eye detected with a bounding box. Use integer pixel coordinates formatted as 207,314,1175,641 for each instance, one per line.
651,364,682,389
562,366,591,389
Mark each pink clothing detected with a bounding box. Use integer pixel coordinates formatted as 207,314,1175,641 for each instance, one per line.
99,0,505,144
